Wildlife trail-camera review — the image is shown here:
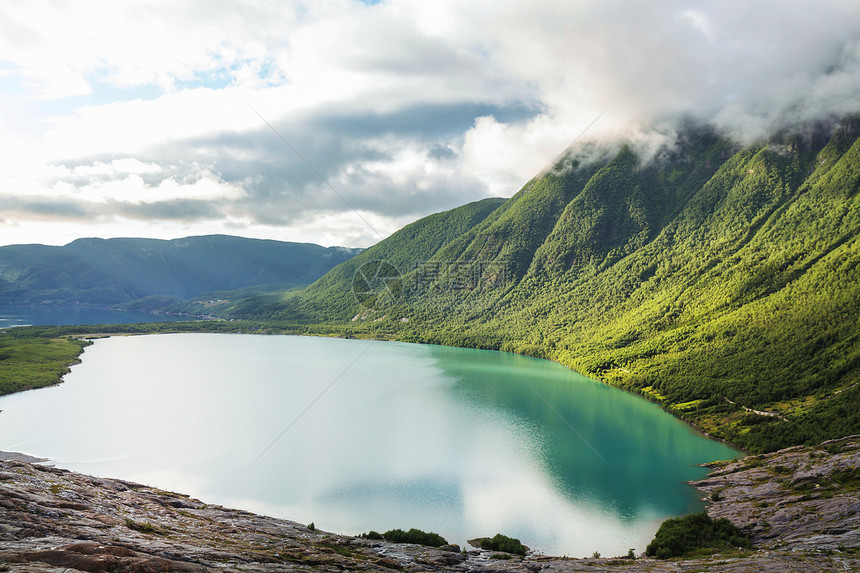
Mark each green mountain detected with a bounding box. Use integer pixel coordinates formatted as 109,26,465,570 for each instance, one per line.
0,235,362,306
211,197,507,320
232,118,860,454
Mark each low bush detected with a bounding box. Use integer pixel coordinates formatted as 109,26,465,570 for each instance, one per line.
380,528,447,547
359,530,384,540
646,512,750,559
476,533,527,556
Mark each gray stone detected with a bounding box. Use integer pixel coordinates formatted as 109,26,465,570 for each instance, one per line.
0,437,858,572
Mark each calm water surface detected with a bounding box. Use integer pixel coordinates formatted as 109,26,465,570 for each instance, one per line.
0,334,738,556
0,304,185,327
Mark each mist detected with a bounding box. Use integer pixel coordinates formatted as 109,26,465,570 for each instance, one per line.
1,0,859,246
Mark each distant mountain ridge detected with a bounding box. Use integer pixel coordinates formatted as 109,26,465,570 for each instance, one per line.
0,235,362,306
227,117,860,453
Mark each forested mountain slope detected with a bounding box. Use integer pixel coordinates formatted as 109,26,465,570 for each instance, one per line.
237,119,860,453
0,235,362,306
218,197,507,320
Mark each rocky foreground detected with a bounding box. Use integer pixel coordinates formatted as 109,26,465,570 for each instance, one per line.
0,437,858,573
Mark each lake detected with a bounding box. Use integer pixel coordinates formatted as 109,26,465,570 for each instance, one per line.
0,304,186,327
0,334,738,557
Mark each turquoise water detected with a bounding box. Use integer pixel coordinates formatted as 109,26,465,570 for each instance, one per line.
0,304,186,327
0,334,738,556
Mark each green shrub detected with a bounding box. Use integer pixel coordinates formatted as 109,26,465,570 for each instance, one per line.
382,528,447,547
646,512,750,559
626,548,636,559
477,533,527,556
360,530,384,540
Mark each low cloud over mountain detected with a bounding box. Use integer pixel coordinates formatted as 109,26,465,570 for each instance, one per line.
1,0,858,247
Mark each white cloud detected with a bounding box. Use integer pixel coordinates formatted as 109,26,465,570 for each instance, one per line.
0,0,294,98
461,115,563,196
1,0,859,247
679,9,715,41
42,86,264,159
59,158,162,179
59,172,245,205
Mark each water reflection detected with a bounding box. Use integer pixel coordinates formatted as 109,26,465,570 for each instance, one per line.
430,346,736,519
0,335,738,557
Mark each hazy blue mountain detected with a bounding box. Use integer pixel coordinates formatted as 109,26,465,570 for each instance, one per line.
0,235,362,306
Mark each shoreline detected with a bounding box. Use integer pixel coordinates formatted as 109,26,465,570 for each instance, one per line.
0,437,856,571
96,327,754,453
62,329,748,457
1,330,741,557
3,328,859,570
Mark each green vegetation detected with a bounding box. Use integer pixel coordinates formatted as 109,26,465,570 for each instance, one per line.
359,530,383,540
645,512,750,558
243,197,507,323
226,118,860,454
474,533,528,556
0,333,91,396
362,528,448,547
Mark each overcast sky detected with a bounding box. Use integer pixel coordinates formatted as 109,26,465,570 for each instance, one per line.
1,0,859,248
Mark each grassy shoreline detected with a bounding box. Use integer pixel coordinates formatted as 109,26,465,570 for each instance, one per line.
1,320,748,455
3,318,855,456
